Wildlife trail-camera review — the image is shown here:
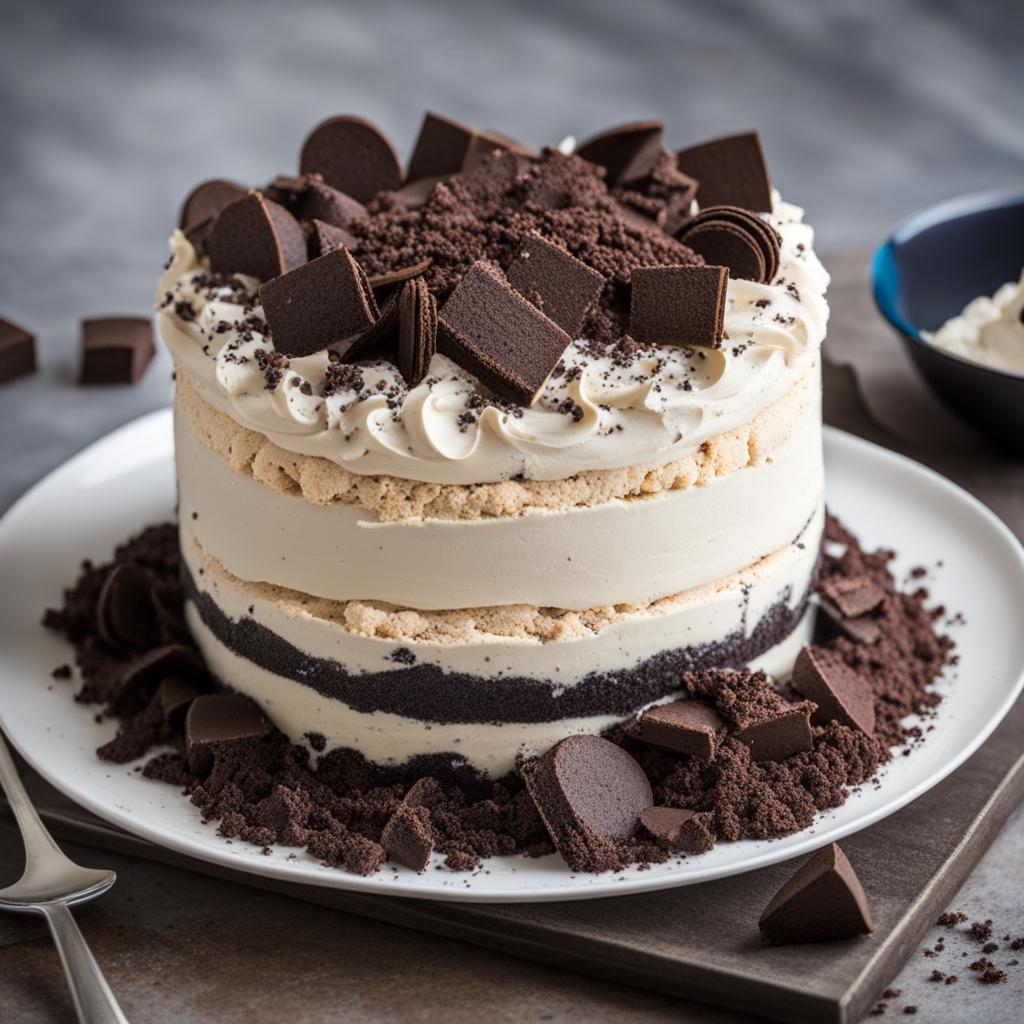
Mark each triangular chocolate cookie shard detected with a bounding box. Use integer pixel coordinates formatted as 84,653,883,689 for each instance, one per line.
759,843,874,945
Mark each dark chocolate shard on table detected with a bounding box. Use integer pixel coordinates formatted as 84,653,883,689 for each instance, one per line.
80,316,155,385
676,131,773,213
758,842,875,946
0,315,36,385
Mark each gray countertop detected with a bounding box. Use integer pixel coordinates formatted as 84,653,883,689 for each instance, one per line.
1,1,1022,1020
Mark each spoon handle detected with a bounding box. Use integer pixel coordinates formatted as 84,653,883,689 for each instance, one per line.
42,902,130,1024
0,728,68,866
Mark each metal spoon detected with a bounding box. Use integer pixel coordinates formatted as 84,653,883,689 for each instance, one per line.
0,728,128,1023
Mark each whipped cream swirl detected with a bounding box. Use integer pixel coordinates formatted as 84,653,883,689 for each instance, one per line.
158,193,829,484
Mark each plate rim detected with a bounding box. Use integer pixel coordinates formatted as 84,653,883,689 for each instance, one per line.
1,410,1023,903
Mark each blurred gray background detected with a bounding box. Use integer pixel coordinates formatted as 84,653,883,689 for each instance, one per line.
1,0,1022,507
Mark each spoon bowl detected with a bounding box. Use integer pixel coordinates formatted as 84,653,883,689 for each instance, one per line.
871,188,1024,449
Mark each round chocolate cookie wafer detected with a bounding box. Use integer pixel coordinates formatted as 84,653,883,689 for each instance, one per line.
397,277,437,387
520,735,652,868
96,563,158,650
300,115,403,204
678,204,781,283
178,179,248,232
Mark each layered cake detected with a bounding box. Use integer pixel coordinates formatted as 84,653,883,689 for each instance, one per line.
157,114,829,782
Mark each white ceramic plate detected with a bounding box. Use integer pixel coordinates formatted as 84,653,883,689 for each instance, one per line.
1,411,1022,903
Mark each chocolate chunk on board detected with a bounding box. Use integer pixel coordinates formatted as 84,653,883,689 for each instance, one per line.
406,112,529,183
520,735,652,870
299,115,403,204
820,575,886,619
759,843,874,945
678,205,781,283
380,803,434,871
259,247,379,358
207,192,307,282
397,278,437,387
80,317,155,385
638,807,715,854
185,693,272,776
505,234,604,338
629,264,729,347
438,261,571,406
635,699,724,759
304,218,358,259
575,120,664,187
96,563,158,649
792,646,876,734
735,704,814,762
676,131,773,212
178,179,248,232
0,316,36,385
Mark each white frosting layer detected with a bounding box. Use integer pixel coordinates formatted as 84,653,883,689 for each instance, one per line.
157,192,829,485
923,269,1024,376
182,508,820,686
177,386,822,609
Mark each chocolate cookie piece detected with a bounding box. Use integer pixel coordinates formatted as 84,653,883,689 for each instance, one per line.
635,699,724,759
792,646,876,734
290,176,367,230
114,644,206,716
677,131,772,212
638,806,715,854
96,563,158,649
677,205,781,283
820,575,886,619
0,316,36,385
185,693,272,776
406,112,530,183
259,247,378,358
304,219,358,259
207,192,307,281
368,259,433,298
438,261,571,406
815,602,881,646
575,120,664,187
629,264,729,347
397,278,437,387
505,234,603,338
178,179,248,232
759,843,874,945
153,676,201,727
299,115,403,203
381,803,434,871
520,735,652,869
735,706,814,763
80,317,155,385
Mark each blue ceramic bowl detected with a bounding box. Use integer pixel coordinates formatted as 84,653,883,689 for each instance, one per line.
872,188,1024,448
